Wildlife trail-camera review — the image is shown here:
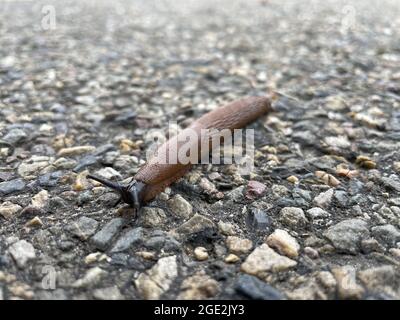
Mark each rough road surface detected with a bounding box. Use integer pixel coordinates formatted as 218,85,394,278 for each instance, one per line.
1,0,400,300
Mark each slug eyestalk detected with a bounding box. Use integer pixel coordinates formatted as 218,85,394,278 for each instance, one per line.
87,174,146,211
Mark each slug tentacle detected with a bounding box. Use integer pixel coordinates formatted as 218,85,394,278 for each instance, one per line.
87,174,146,211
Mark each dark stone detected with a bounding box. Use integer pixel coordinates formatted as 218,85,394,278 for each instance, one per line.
110,253,129,267
37,171,63,187
98,192,120,207
94,144,116,156
145,236,166,250
164,236,181,252
371,224,400,247
334,190,349,207
0,178,26,195
128,256,149,270
73,155,99,173
209,261,235,281
292,187,312,202
77,191,93,206
35,289,69,300
91,218,125,251
31,144,55,155
110,227,143,253
57,240,75,251
275,196,308,208
114,110,137,124
349,194,366,206
49,196,67,211
381,175,400,192
66,216,99,240
235,274,285,300
0,254,10,268
365,293,395,300
184,227,221,248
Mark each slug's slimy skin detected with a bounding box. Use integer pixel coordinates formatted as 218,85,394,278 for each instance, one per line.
88,96,272,209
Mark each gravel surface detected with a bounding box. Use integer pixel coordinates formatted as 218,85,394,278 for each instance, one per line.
1,0,400,300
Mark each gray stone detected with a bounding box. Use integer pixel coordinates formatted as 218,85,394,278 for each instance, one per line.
292,188,312,202
360,238,385,253
145,236,166,250
226,186,245,200
235,274,285,300
388,198,400,206
2,128,27,144
279,207,308,228
8,240,36,268
167,194,193,219
38,171,63,187
381,174,400,192
176,213,215,234
17,156,52,177
306,207,330,220
313,188,334,208
95,167,122,180
91,218,125,250
140,207,167,228
241,244,297,276
0,179,26,195
334,190,349,207
324,219,369,254
358,266,396,291
67,216,99,240
73,155,99,172
349,179,364,195
332,266,365,299
36,289,68,300
135,255,178,299
164,236,181,252
246,208,271,231
72,267,106,288
218,220,236,236
93,286,124,300
110,227,143,253
371,224,400,247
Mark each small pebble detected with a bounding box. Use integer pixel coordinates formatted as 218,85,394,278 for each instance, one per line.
0,202,22,219
313,188,334,208
287,175,299,184
266,229,300,259
315,171,340,187
304,246,319,259
194,247,209,261
25,216,43,228
8,240,36,268
58,146,96,157
226,236,253,255
279,207,308,228
167,194,193,219
224,254,240,263
245,180,266,199
356,155,376,169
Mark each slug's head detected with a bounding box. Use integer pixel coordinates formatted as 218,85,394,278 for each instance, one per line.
87,174,146,211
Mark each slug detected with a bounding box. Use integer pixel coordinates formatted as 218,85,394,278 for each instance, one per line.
88,96,272,211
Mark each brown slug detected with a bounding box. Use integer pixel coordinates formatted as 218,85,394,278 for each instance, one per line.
88,96,272,211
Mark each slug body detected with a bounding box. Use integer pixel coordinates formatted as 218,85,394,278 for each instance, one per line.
88,96,272,209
